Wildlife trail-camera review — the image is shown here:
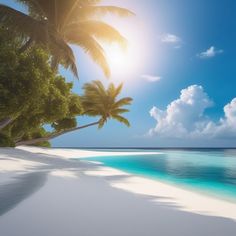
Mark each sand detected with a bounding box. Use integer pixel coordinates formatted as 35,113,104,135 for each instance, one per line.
0,146,236,236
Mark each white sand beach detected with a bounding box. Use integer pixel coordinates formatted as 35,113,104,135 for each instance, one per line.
1,146,236,236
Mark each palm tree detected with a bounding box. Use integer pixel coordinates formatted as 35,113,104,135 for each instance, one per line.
15,81,132,146
81,80,132,128
0,0,134,77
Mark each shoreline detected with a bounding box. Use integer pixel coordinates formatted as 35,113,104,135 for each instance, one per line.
83,164,236,221
0,147,236,226
84,161,236,205
16,146,161,158
12,146,236,221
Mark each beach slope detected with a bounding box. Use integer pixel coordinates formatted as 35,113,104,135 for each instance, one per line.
0,146,236,236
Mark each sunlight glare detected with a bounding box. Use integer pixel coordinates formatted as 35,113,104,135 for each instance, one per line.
105,43,132,74
101,16,147,82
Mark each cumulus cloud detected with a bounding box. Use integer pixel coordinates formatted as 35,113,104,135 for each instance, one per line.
148,85,236,139
161,33,182,48
141,74,162,82
197,46,223,59
200,98,236,138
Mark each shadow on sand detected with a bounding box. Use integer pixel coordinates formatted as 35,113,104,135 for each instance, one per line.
0,148,97,216
0,148,236,236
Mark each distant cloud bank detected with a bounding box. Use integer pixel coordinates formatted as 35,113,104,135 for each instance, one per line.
148,85,236,139
141,74,162,82
197,46,223,59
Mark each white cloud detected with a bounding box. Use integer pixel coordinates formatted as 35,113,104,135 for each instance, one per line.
161,34,181,44
161,33,182,48
197,46,223,59
200,98,236,138
141,74,162,82
148,85,236,139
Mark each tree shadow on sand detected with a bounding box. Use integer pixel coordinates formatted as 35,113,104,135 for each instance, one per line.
0,148,98,216
0,171,48,216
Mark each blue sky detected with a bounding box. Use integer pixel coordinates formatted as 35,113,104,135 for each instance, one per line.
2,0,236,147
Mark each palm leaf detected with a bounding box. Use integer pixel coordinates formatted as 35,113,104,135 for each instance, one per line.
16,0,47,19
82,81,107,101
81,80,132,128
3,1,134,78
78,6,135,19
0,4,48,42
49,31,78,77
92,81,107,95
66,31,110,77
107,83,123,104
111,108,129,114
111,114,130,127
66,21,127,48
107,83,116,99
112,97,133,109
79,0,102,5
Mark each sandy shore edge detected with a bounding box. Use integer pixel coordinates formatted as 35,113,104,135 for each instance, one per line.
1,146,236,221
16,146,161,158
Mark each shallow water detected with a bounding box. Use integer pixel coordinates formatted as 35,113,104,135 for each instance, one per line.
82,149,236,202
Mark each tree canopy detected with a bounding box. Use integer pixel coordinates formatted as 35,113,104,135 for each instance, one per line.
0,28,82,146
0,28,132,147
0,0,134,77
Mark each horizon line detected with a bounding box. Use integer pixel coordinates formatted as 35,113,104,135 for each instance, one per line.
52,147,236,149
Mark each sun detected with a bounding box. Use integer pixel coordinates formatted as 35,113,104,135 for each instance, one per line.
105,44,128,71
106,44,126,68
96,9,148,81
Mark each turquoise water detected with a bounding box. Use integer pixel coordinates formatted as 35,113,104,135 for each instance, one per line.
83,149,236,202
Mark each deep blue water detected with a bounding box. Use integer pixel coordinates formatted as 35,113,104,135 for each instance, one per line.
82,149,236,202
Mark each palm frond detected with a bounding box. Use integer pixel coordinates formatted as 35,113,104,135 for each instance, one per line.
82,109,101,116
107,83,123,104
17,0,56,22
17,0,47,19
92,80,107,94
80,0,102,5
66,31,110,77
78,6,135,19
112,97,133,109
49,31,78,77
3,1,133,78
111,114,130,127
82,81,106,99
66,21,127,48
0,4,48,42
107,83,115,99
111,108,129,114
81,80,132,128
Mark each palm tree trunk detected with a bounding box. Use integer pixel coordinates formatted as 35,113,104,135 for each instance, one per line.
0,117,12,130
19,38,33,53
15,121,100,146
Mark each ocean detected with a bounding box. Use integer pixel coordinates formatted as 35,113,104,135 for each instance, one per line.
82,148,236,202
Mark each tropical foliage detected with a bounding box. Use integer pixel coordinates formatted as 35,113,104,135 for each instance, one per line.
81,81,132,128
0,28,132,147
0,28,82,146
0,0,134,77
15,80,132,146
